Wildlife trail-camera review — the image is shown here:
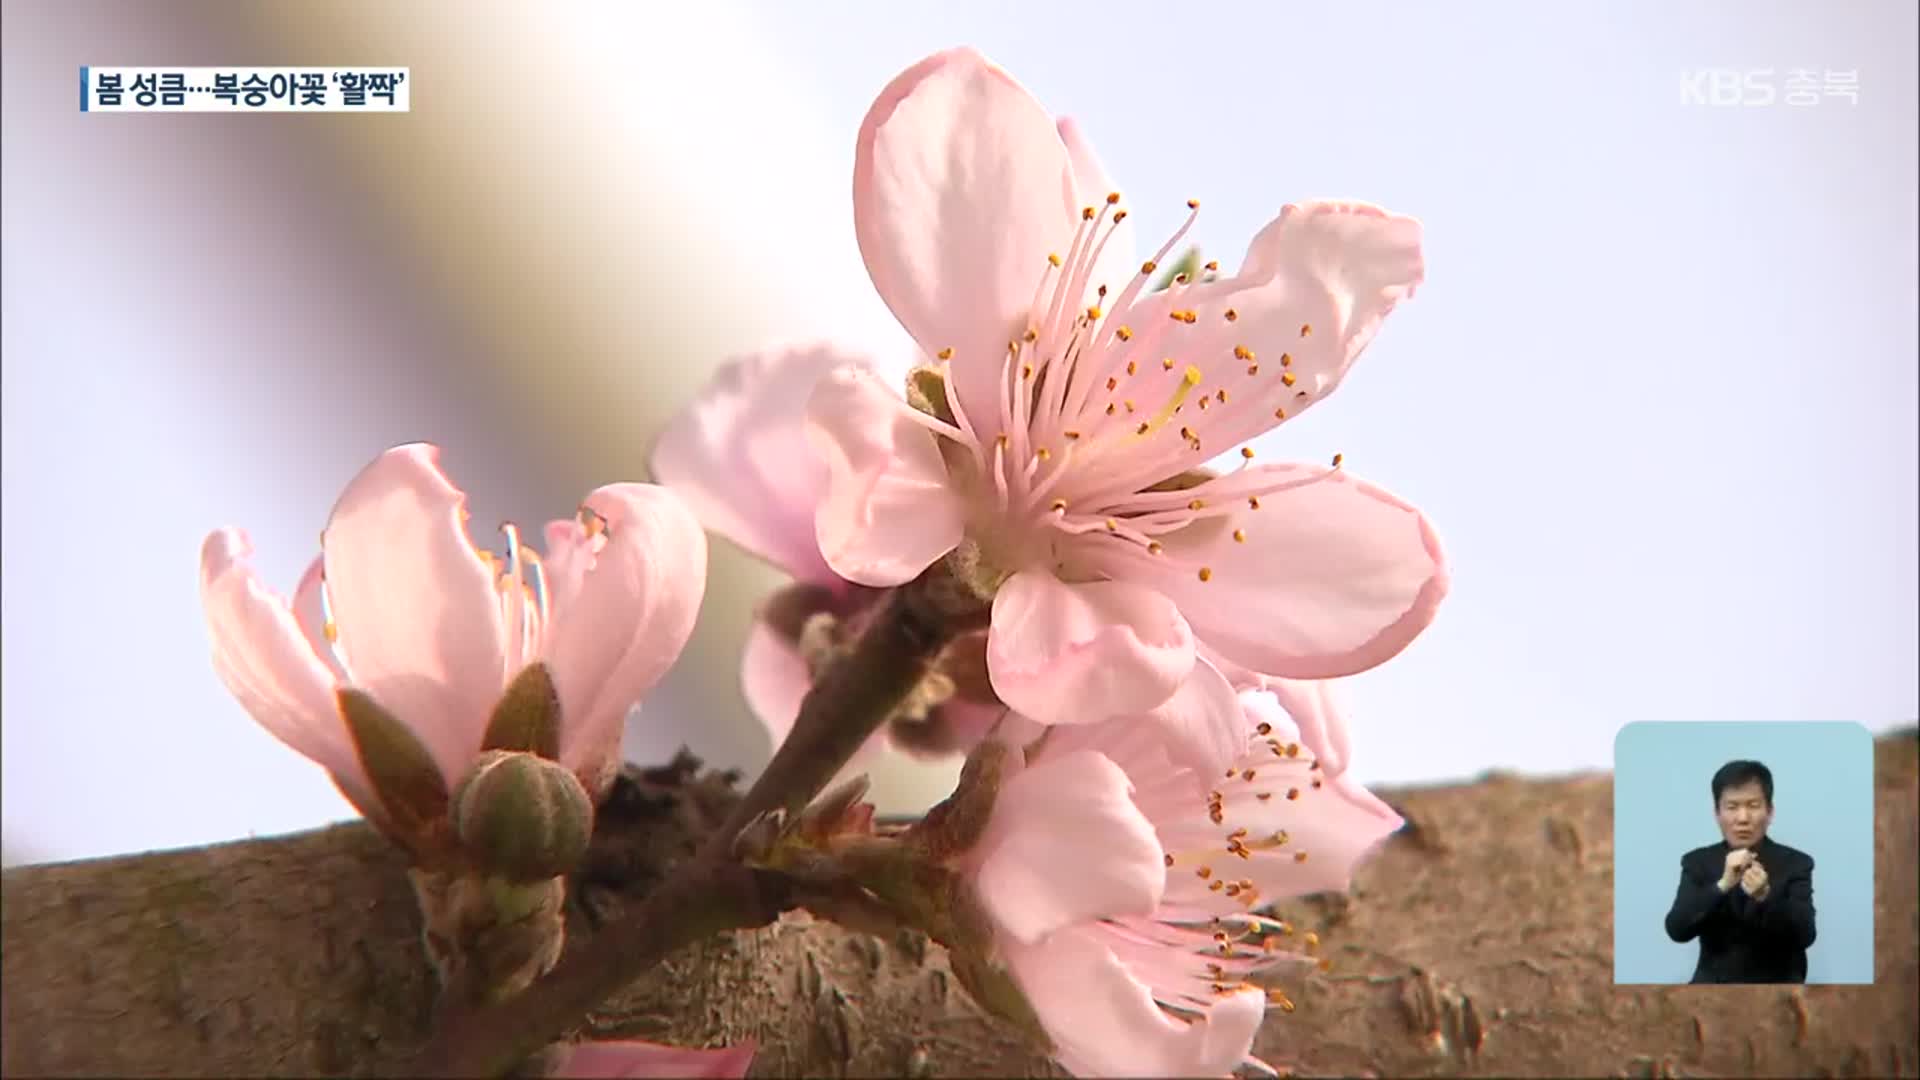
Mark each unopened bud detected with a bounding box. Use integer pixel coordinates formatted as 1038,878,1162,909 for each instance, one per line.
452,750,594,881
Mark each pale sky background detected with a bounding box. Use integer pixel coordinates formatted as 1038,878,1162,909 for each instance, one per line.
3,1,1916,864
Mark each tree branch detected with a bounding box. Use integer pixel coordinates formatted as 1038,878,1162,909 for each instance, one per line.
4,733,1914,1079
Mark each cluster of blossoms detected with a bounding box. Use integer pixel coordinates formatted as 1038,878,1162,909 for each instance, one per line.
201,45,1444,1080
655,47,1445,1076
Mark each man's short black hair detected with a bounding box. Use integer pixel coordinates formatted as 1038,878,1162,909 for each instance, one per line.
1711,759,1774,807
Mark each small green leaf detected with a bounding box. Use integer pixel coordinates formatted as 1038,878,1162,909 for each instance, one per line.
480,661,563,760
1141,466,1219,494
339,688,450,842
1151,246,1205,292
905,366,958,426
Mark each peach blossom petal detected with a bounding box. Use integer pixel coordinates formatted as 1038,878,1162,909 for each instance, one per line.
806,365,966,586
853,47,1078,429
319,444,506,783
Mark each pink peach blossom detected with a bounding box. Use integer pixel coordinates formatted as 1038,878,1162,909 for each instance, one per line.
200,443,707,823
557,1038,755,1079
652,345,1001,760
809,46,1448,730
966,688,1401,1077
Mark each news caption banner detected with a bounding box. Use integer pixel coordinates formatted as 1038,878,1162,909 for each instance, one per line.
80,67,409,112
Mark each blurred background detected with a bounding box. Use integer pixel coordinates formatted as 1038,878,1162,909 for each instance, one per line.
3,1,1915,866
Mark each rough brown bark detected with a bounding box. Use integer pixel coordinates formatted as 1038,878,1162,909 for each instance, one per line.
4,735,1914,1079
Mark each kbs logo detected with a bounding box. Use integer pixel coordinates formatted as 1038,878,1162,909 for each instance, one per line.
1680,68,1776,107
1680,68,1861,108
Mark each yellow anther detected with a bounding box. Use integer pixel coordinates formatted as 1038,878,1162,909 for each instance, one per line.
1116,325,1133,341
1280,352,1292,367
937,346,954,360
1141,259,1158,275
1299,323,1312,337
1331,453,1344,468
1281,372,1296,387
1086,305,1103,321
1198,567,1214,582
1225,308,1239,322
1241,447,1254,460
1047,253,1062,267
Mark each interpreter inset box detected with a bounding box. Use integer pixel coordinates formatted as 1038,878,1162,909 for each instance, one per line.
1612,721,1873,985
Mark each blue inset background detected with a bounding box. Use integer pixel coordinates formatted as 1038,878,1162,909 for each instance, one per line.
1613,721,1875,984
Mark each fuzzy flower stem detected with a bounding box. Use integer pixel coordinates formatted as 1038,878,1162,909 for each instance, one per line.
409,564,985,1078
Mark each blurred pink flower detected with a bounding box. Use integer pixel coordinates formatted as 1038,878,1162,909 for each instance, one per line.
557,1038,755,1079
965,688,1401,1077
652,345,1001,760
199,443,707,824
808,46,1448,729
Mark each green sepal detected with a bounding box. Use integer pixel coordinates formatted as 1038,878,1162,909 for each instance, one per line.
338,687,450,840
479,661,563,760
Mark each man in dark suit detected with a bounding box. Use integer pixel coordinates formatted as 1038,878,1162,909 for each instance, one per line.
1664,759,1817,983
